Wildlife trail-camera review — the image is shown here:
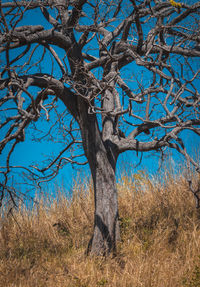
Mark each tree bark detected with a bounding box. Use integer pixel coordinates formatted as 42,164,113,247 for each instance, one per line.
88,148,120,256
77,99,120,255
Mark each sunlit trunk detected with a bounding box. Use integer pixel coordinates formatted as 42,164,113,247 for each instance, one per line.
78,100,120,255
88,149,120,255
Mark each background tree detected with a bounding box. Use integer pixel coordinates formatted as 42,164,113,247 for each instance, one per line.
0,0,200,255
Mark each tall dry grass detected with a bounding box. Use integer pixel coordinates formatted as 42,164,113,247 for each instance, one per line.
0,170,200,287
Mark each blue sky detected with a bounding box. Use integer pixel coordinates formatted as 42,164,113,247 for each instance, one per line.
1,126,199,199
0,1,200,200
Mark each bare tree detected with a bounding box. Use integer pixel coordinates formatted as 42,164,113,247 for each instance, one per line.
0,0,200,255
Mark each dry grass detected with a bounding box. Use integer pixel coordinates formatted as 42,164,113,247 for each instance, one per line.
1,170,200,287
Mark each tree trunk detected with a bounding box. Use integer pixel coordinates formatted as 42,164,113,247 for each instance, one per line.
88,148,120,256
77,100,120,255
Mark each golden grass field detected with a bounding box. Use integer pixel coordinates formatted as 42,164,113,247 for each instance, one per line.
0,170,200,287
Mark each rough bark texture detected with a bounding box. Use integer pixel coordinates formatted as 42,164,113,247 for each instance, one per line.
90,157,120,255
77,99,120,255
